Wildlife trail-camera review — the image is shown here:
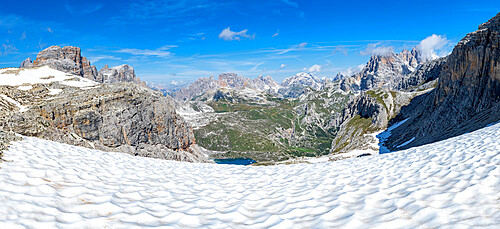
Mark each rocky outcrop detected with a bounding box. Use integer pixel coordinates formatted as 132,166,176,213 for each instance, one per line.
32,46,98,80
25,46,143,85
340,48,423,91
329,88,424,154
96,64,141,84
0,71,208,162
19,58,33,68
385,12,500,151
395,57,447,90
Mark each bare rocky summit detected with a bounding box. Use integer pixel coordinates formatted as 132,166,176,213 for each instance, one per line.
32,46,98,80
96,64,142,84
19,57,33,68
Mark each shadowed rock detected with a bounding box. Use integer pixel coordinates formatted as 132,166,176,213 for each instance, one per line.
385,12,500,150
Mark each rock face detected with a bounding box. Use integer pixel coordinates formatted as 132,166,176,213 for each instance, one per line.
385,12,500,151
252,75,281,92
19,58,33,68
25,45,143,85
0,67,208,162
395,57,446,90
279,72,323,98
32,46,98,80
96,64,141,84
340,48,423,91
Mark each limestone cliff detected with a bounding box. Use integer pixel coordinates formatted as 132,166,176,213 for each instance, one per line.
385,12,500,150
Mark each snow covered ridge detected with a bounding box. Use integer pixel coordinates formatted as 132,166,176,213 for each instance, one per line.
0,66,99,88
1,123,499,228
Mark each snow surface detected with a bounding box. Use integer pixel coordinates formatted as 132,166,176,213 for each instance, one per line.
0,94,28,112
0,123,499,228
0,66,98,88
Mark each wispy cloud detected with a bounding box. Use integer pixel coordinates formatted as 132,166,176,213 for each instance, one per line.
118,0,226,22
65,2,104,15
20,31,26,40
272,30,280,37
360,42,393,56
88,55,122,63
47,27,53,33
249,62,265,71
281,0,299,8
276,42,307,55
0,43,17,56
219,27,254,41
116,45,177,57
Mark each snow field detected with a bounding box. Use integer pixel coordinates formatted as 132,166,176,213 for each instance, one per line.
0,122,499,228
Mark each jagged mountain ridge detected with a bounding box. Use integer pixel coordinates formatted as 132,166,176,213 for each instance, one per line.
340,48,424,91
20,45,142,84
172,73,281,101
385,12,500,150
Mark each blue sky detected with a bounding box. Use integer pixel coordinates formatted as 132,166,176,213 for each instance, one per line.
0,0,499,84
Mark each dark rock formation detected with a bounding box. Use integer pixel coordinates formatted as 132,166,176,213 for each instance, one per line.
385,12,500,150
19,57,33,68
395,57,447,90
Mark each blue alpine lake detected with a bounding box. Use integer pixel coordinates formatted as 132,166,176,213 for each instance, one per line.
213,158,257,165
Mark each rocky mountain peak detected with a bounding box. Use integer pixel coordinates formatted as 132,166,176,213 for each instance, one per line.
478,12,500,30
97,64,140,84
19,57,33,68
340,47,423,91
23,45,142,85
32,45,98,80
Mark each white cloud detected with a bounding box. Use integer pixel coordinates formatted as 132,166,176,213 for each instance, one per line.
298,42,307,49
308,64,322,73
116,45,177,57
219,27,254,41
47,27,53,33
360,43,393,56
20,31,26,40
279,64,286,69
417,34,449,61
